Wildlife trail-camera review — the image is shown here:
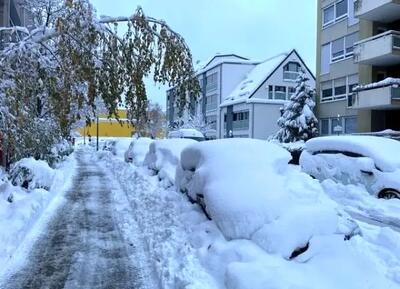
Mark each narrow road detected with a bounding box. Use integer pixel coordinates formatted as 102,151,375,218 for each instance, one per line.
1,150,148,289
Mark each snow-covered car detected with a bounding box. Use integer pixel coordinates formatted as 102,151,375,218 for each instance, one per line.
124,137,154,165
300,135,400,199
168,129,205,142
176,138,358,260
102,139,117,155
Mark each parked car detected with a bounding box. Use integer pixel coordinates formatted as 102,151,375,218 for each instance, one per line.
124,137,154,165
167,129,205,142
300,135,400,199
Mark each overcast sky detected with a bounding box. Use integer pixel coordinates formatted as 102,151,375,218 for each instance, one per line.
90,0,317,109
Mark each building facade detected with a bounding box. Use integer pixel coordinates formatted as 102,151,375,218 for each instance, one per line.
166,54,259,139
317,0,400,135
220,50,315,139
167,51,315,140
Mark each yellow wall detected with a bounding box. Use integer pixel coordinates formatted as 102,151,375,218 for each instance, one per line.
78,110,135,137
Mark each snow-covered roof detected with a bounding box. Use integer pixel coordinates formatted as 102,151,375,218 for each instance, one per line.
195,53,259,75
221,53,288,106
305,135,400,172
168,128,204,139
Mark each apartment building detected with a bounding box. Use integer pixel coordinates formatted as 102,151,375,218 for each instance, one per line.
220,50,315,139
317,0,400,135
166,54,259,139
167,50,315,140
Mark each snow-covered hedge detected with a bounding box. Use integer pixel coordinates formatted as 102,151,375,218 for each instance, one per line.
176,138,359,259
144,139,197,187
9,158,56,191
48,139,74,166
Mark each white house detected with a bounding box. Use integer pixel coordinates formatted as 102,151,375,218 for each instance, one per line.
167,54,260,139
219,49,315,139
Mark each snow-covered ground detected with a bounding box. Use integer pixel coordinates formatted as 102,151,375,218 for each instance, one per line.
101,138,400,289
0,153,77,270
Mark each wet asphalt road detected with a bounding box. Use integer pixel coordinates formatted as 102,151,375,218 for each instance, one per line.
1,150,145,289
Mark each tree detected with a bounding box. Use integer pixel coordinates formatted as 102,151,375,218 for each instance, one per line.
0,0,198,166
172,110,212,135
273,71,318,143
145,102,166,138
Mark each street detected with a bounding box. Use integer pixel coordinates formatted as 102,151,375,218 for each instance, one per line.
0,150,153,289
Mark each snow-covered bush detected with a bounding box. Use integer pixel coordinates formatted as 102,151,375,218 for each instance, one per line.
125,137,154,165
9,158,55,191
176,139,359,259
273,71,318,143
47,139,74,167
144,139,196,187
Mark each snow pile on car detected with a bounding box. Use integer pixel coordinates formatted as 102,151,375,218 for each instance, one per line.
10,158,56,190
176,138,358,259
144,139,197,187
304,135,400,172
125,137,154,166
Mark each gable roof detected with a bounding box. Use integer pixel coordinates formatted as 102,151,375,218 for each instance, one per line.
194,53,259,75
222,49,315,106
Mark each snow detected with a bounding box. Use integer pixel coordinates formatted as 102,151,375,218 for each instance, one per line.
176,138,357,259
195,54,259,75
305,135,400,172
0,154,77,268
354,77,400,91
9,158,55,190
144,138,197,187
222,53,288,105
168,128,205,139
102,138,400,289
124,137,154,166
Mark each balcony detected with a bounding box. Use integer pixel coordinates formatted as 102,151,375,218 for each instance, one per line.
353,78,400,109
354,31,400,66
355,0,400,23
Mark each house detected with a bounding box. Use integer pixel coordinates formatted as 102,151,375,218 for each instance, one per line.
166,51,315,140
220,49,315,139
166,54,260,139
316,0,400,135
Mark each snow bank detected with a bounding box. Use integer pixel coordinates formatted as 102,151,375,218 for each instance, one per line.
0,154,77,266
125,137,154,166
144,139,196,187
103,143,400,289
9,158,55,190
177,138,357,259
305,135,400,172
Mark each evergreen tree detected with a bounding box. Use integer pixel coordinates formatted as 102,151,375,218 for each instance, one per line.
274,71,318,143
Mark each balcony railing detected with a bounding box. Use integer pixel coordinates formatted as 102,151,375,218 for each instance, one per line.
355,0,400,22
353,78,400,109
354,30,400,65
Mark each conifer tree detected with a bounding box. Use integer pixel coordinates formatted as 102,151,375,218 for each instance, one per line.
274,71,318,143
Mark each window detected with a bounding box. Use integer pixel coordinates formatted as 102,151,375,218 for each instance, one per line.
206,94,218,111
283,62,301,81
348,0,359,26
345,117,357,134
323,5,335,26
336,0,348,19
275,86,287,100
345,33,358,56
268,85,274,99
321,81,333,101
321,119,330,135
321,44,331,75
288,87,296,97
323,0,348,27
334,77,346,98
206,73,218,92
332,37,345,61
232,111,249,130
